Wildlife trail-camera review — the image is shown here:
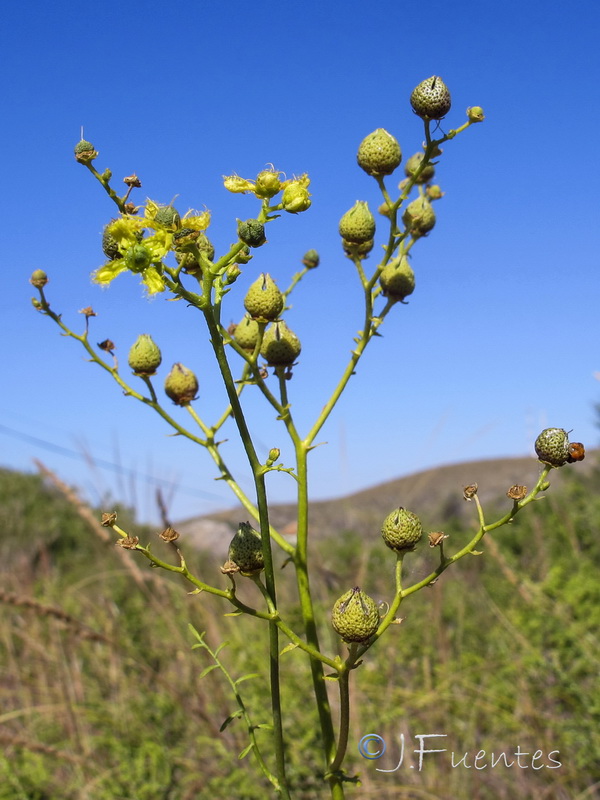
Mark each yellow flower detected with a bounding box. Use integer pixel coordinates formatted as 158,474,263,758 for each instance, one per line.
105,216,146,249
145,198,161,221
94,260,128,284
281,173,310,190
141,266,166,294
223,175,256,194
281,183,311,213
181,209,211,231
92,229,170,294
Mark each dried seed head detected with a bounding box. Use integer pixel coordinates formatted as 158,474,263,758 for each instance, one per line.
159,526,180,542
463,484,478,500
507,485,527,501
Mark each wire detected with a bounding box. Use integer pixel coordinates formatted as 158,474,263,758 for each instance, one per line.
0,422,224,501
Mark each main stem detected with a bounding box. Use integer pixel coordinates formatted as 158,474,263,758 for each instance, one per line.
202,307,290,799
275,371,343,798
295,446,341,790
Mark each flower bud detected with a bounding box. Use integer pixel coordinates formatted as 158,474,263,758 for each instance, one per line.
175,250,202,274
74,139,98,163
467,106,485,123
404,152,435,184
228,521,264,576
261,321,301,366
235,245,253,265
223,175,255,193
410,76,451,120
381,507,423,552
281,183,311,213
379,257,415,301
425,185,444,200
342,238,374,260
402,197,436,237
223,264,242,285
331,587,379,643
302,249,320,269
357,128,402,177
266,447,281,466
123,243,153,273
244,274,284,321
102,223,121,260
237,218,267,248
164,363,198,406
255,168,282,199
154,205,181,230
233,315,261,351
30,269,48,288
172,227,198,249
339,201,376,244
128,334,162,376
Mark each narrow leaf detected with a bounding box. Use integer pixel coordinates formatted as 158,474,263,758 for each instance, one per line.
198,665,218,679
234,672,260,686
220,710,243,732
214,641,230,657
238,742,254,760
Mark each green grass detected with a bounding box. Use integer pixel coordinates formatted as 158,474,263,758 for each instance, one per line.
1,463,599,799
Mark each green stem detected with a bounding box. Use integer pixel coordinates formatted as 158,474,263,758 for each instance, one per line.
189,627,282,793
304,291,394,448
83,162,128,212
267,368,340,787
295,445,338,764
402,465,553,600
201,303,290,799
328,643,358,775
38,301,208,446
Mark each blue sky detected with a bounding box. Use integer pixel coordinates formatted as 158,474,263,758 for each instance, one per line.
2,0,599,523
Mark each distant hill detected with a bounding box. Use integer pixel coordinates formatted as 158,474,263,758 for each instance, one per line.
176,452,598,556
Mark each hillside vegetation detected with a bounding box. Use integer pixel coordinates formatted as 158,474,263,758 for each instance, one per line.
0,458,599,800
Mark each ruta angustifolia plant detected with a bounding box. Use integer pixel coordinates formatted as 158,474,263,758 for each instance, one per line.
30,77,585,799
